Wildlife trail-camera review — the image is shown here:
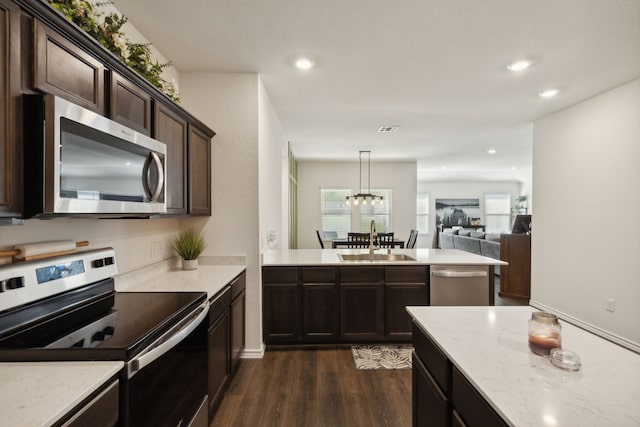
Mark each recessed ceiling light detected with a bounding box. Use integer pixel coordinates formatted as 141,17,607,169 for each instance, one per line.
507,60,531,71
539,89,559,98
295,58,314,70
511,166,517,170
487,148,497,154
441,166,447,170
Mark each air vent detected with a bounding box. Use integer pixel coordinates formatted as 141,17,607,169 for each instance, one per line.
377,126,399,133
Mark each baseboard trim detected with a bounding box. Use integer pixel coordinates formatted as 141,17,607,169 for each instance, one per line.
530,300,640,354
240,344,266,359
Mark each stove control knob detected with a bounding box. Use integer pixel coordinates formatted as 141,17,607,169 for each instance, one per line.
104,257,115,266
92,331,106,341
92,259,105,268
103,326,115,336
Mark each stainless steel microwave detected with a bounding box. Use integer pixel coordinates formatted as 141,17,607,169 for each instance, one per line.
23,95,166,217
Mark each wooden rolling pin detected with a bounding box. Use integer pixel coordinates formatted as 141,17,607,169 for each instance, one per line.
0,240,90,261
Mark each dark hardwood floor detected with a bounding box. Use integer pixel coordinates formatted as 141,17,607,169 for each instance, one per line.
210,348,412,427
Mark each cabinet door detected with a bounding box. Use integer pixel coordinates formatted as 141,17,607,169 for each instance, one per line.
385,284,427,340
33,20,104,113
109,71,151,135
340,283,384,341
451,366,508,427
187,123,212,215
0,0,21,217
208,309,230,419
230,289,245,375
303,283,339,341
263,283,301,343
413,352,449,427
154,102,187,214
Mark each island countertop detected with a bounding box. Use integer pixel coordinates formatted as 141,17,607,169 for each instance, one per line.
262,248,506,266
0,361,123,427
407,306,640,426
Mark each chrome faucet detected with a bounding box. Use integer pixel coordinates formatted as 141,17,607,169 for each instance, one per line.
369,219,379,254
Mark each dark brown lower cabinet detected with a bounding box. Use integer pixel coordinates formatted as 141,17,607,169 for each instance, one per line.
208,299,230,421
262,265,428,345
60,379,119,427
412,352,449,427
340,282,384,341
230,272,245,375
413,321,508,427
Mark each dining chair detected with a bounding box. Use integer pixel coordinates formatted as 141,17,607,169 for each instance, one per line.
316,230,325,249
406,229,418,249
347,232,369,248
377,232,395,248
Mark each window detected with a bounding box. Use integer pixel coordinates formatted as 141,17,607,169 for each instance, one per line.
485,193,511,233
358,189,392,232
320,189,352,238
416,193,429,233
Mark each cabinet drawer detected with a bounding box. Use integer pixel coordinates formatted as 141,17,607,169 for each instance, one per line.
262,267,297,284
301,267,336,283
413,322,450,394
412,351,449,427
339,266,383,283
230,271,246,300
452,366,508,427
385,266,428,283
209,287,231,325
61,379,119,427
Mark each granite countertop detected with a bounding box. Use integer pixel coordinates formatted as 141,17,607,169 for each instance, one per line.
262,248,506,266
115,259,246,299
0,361,123,427
407,306,640,426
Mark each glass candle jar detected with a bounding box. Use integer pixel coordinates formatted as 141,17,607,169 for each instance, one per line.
528,312,562,356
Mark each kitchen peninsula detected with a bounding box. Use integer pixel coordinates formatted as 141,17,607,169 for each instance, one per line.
261,248,505,345
408,306,640,426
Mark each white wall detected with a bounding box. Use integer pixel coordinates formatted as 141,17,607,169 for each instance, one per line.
258,78,288,252
417,181,522,247
531,79,640,350
297,161,417,248
181,72,286,356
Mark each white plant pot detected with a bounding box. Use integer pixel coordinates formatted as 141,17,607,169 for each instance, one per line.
182,258,199,271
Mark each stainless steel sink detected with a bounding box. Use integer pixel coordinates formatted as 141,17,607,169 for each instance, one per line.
338,253,416,262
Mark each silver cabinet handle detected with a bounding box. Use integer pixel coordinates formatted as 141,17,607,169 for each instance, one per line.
431,270,488,278
128,300,209,378
142,152,165,202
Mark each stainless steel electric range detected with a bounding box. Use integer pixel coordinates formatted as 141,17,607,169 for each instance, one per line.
0,248,210,427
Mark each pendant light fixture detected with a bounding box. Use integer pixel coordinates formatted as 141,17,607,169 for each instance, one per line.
345,151,384,206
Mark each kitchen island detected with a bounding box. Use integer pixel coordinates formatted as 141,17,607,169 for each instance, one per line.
407,306,640,426
261,249,505,345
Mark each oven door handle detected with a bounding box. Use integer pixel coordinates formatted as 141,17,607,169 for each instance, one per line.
127,300,209,378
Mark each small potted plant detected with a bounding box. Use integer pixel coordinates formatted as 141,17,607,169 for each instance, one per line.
173,228,207,270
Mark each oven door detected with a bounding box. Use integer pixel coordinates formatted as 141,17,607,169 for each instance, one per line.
124,301,209,427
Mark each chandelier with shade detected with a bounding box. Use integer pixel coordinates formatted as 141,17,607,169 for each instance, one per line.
345,151,384,206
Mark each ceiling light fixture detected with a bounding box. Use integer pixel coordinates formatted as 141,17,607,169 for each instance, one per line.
345,151,384,206
378,126,400,133
539,89,559,98
487,148,497,154
295,58,314,70
507,60,532,71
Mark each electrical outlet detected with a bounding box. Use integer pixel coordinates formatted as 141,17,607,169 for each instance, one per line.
150,241,163,259
606,298,615,313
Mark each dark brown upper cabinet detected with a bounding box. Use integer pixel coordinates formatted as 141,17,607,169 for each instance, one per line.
154,101,188,214
108,70,151,135
33,19,104,113
0,0,22,217
188,123,212,215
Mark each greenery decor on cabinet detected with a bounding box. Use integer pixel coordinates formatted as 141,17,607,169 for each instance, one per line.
46,0,180,102
173,228,207,270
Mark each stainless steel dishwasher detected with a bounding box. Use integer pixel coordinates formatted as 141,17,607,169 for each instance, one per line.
430,265,489,305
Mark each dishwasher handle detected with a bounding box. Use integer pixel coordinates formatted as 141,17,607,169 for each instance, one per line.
431,269,488,278
128,300,209,378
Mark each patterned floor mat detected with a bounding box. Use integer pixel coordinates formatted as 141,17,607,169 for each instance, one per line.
351,345,413,369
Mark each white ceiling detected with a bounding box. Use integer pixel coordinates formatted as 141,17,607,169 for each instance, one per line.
116,0,640,182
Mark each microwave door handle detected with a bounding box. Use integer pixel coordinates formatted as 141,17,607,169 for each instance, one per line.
127,300,209,378
142,152,165,202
